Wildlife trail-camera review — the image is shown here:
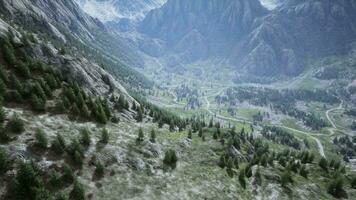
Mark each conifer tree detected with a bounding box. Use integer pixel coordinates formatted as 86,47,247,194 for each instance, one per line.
150,129,156,143
137,128,144,142
319,157,328,171
34,129,48,149
80,128,91,147
187,129,192,139
6,115,25,133
198,127,203,137
71,181,85,200
238,169,246,189
0,149,9,174
17,61,31,79
101,128,109,144
31,94,45,112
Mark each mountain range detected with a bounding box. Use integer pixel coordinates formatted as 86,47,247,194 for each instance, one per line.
135,0,356,76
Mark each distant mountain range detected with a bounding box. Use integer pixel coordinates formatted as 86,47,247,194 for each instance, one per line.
75,0,356,77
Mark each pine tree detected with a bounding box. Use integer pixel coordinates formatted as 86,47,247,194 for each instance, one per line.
198,127,203,137
6,115,24,133
0,149,9,174
319,157,328,171
96,104,107,124
71,103,80,116
71,181,85,200
327,176,344,198
280,170,293,187
17,61,31,79
31,94,45,112
163,149,178,169
226,158,235,178
80,128,91,147
0,65,8,83
95,161,104,178
299,165,308,178
33,82,46,101
351,176,356,189
187,129,192,139
150,129,156,143
136,107,143,122
254,167,262,186
62,164,74,183
0,107,6,123
2,43,16,66
137,128,144,142
238,169,246,189
49,169,62,188
169,120,175,132
34,129,48,149
0,79,5,95
51,134,66,154
81,104,90,119
101,128,109,144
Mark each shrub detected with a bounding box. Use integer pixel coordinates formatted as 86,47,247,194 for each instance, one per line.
319,157,328,171
80,128,91,147
31,94,46,112
150,129,156,143
70,181,85,200
62,164,74,183
51,134,66,154
351,176,356,189
280,170,293,187
49,169,62,188
187,129,192,139
136,128,144,142
327,177,345,198
0,149,9,174
0,107,6,123
95,161,104,177
34,129,48,149
101,128,109,144
163,149,178,169
6,115,25,133
238,169,246,189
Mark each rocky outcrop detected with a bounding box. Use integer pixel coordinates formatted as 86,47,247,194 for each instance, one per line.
0,0,136,103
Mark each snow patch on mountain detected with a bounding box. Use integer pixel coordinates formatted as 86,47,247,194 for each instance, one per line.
259,0,281,10
74,0,166,23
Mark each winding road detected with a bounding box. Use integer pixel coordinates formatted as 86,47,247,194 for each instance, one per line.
202,90,333,158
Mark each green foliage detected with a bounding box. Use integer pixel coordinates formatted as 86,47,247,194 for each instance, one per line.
16,61,31,78
62,164,74,184
327,176,345,198
254,168,262,186
238,169,246,189
187,129,192,139
31,94,46,112
0,107,6,123
319,157,328,171
101,128,109,144
299,165,308,178
34,129,48,149
136,128,144,142
80,128,91,147
95,161,104,177
14,162,50,200
66,138,84,167
280,170,293,187
136,106,143,122
0,149,9,174
70,181,85,200
198,127,203,137
51,134,66,155
6,115,25,133
2,41,16,66
49,169,62,188
351,176,356,189
163,149,178,169
226,158,235,178
150,129,156,143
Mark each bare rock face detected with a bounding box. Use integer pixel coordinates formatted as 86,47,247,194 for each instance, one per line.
138,0,356,77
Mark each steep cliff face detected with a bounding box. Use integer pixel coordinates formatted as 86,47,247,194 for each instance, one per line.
139,0,268,66
0,0,144,102
139,0,356,76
